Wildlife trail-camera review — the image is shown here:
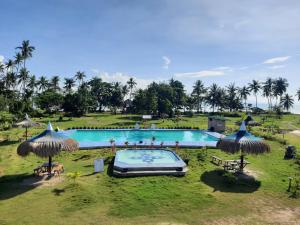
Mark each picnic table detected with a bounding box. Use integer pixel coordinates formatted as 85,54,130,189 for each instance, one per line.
33,162,64,176
223,159,250,172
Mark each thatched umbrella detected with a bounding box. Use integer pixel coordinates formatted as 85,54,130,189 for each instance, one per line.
217,121,270,172
15,114,40,140
17,122,78,174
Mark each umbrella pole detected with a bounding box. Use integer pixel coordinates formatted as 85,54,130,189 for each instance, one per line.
240,154,244,172
48,156,52,175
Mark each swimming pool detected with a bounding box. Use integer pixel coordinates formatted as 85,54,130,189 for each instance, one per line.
61,129,220,148
113,149,187,177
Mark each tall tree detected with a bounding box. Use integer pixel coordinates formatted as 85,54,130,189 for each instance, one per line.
280,94,294,112
64,78,75,94
192,80,206,113
16,40,35,68
206,83,219,113
248,80,261,109
273,77,288,106
263,78,273,110
37,76,49,92
17,68,30,95
75,71,86,86
14,52,23,73
51,76,60,92
127,77,137,101
296,88,300,101
239,86,250,111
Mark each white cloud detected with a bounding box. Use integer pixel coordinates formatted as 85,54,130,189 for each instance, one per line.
263,56,290,64
213,66,231,71
98,72,155,89
0,55,4,63
269,65,286,69
162,56,171,69
175,70,224,78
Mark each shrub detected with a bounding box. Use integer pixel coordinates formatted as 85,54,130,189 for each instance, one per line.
197,149,207,162
67,172,81,183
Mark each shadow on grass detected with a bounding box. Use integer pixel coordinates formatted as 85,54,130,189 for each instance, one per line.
109,122,137,127
0,173,40,200
73,154,92,161
118,116,142,121
200,169,261,193
0,140,20,146
52,188,65,196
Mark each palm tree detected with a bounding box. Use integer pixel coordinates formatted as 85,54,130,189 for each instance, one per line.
16,40,35,68
273,77,288,106
206,83,219,113
4,71,17,91
296,88,300,101
75,71,86,86
64,78,75,94
14,52,23,73
239,86,250,111
192,80,206,113
18,68,30,94
248,80,261,109
51,76,60,92
5,59,15,72
37,76,49,92
263,78,273,110
127,77,137,101
280,94,294,112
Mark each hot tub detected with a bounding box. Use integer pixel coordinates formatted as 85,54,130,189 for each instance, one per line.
113,149,188,177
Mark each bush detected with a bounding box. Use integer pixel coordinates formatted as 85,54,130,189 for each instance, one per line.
197,149,207,162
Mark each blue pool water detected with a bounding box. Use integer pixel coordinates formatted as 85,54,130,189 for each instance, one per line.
66,129,218,143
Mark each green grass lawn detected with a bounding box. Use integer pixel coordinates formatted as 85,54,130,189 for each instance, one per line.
0,113,300,225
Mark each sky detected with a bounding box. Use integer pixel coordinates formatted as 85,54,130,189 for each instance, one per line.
1,0,300,111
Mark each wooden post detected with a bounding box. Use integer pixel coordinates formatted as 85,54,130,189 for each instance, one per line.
240,154,244,172
25,127,28,140
48,156,52,175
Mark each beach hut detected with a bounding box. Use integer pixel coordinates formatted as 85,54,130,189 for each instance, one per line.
208,116,226,132
17,122,78,175
217,121,270,171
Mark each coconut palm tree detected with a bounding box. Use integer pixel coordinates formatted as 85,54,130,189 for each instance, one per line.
192,80,206,113
296,88,300,101
18,68,30,94
14,52,23,73
127,77,137,101
262,78,273,110
51,76,60,92
280,94,294,112
5,59,15,72
206,83,219,113
16,40,35,68
248,80,261,109
273,77,288,106
37,76,49,92
4,71,17,91
64,78,75,94
239,86,250,111
75,71,86,86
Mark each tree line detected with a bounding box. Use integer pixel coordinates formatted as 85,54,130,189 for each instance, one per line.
0,40,299,117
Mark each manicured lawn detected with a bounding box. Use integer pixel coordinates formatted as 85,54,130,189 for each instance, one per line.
0,113,299,225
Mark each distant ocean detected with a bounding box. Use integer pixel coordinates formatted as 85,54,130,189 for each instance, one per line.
256,103,300,114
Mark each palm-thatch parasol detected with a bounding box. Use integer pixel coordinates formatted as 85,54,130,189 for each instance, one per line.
217,121,270,172
15,114,40,140
17,122,78,174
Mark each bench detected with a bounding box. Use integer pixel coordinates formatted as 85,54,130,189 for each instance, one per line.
211,156,223,165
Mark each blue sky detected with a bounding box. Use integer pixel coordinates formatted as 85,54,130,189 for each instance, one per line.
1,0,300,107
